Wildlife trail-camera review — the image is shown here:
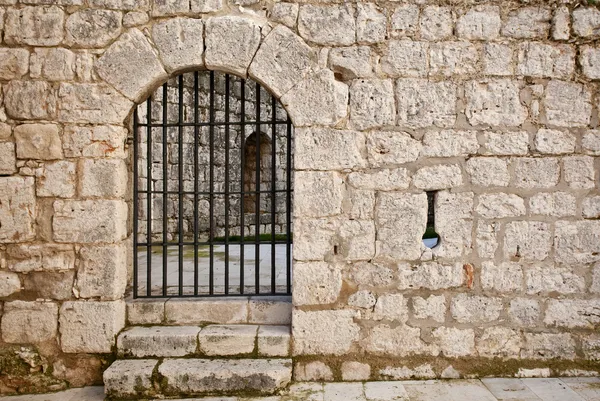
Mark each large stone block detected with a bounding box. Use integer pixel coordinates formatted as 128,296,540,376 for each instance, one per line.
413,164,462,190
339,220,375,261
397,262,464,290
465,79,527,127
65,9,122,48
544,299,600,329
513,157,560,188
53,200,128,243
258,325,290,357
347,168,409,191
0,177,36,243
481,131,529,155
481,261,523,292
349,79,395,130
534,129,575,154
375,192,426,261
7,243,75,272
127,299,165,325
421,130,478,157
429,42,479,77
348,290,377,310
583,196,600,219
366,131,420,167
23,271,74,300
103,359,156,399
165,298,247,324
328,46,373,80
573,7,600,38
582,335,600,361
412,295,445,323
525,265,584,295
509,298,540,327
198,325,257,356
152,18,204,73
294,218,337,261
356,3,386,44
295,171,344,218
271,3,298,29
529,192,576,217
553,6,570,40
451,294,502,324
293,310,360,356
544,80,592,128
14,124,62,160
0,48,29,80
1,301,58,344
36,161,76,198
298,4,355,46
295,128,366,171
433,191,473,259
362,324,437,357
466,157,509,187
476,193,525,219
580,46,600,80
517,42,575,79
293,262,342,306
483,43,514,76
372,293,407,322
59,300,126,353
58,83,133,124
0,143,16,175
502,7,551,39
0,271,20,298
76,244,127,300
504,221,551,261
5,6,64,46
420,6,453,41
391,4,419,37
248,297,291,325
96,29,167,101
476,327,521,358
456,6,501,40
90,0,150,10
80,158,128,197
382,40,428,77
563,156,595,189
396,79,456,128
63,125,127,158
432,327,475,358
476,221,499,259
521,333,575,360
30,48,75,82
555,220,600,264
4,80,56,120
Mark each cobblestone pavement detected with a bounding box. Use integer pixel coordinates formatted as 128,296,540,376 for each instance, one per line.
1,378,600,401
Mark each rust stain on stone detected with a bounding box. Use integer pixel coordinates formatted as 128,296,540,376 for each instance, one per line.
463,264,474,289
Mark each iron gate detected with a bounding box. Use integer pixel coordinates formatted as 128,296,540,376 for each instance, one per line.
132,70,293,298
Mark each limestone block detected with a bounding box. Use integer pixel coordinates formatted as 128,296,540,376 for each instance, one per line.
328,46,373,80
563,156,595,189
165,298,247,324
530,192,576,217
123,11,149,27
281,69,348,127
103,359,156,399
521,333,575,360
295,128,366,171
341,361,370,381
534,129,575,154
249,25,316,98
0,271,20,297
152,18,204,73
544,299,600,329
30,48,75,82
7,243,75,272
1,301,58,343
90,0,150,10
421,130,478,157
412,295,445,323
293,262,341,306
347,189,375,220
465,79,527,127
433,191,473,259
339,220,375,261
59,300,126,353
481,261,523,292
366,131,421,167
372,293,408,322
375,192,426,261
0,124,10,141
583,130,600,155
481,131,529,156
348,290,376,309
349,79,395,130
0,143,16,175
391,5,419,37
456,6,501,40
476,327,522,358
476,221,499,259
544,80,592,128
0,48,29,80
295,171,344,218
349,261,394,288
483,43,514,76
466,157,509,187
582,335,600,361
294,218,337,261
127,300,165,325
396,79,456,128
413,164,462,190
53,200,128,243
580,47,600,81
5,6,64,46
525,265,584,295
432,327,475,358
270,3,298,29
248,297,292,325
14,124,62,160
258,325,290,357
476,193,525,219
198,325,257,356
65,9,122,48
63,125,127,158
36,161,76,198
0,177,36,243
356,3,386,44
583,196,600,219
298,5,355,46
552,7,570,41
118,325,200,357
381,40,428,78
23,271,74,300
429,42,479,77
573,7,600,37
294,361,333,381
398,262,464,290
76,244,127,300
509,298,540,327
4,80,56,120
80,158,127,198
504,221,551,261
362,324,438,357
555,220,600,264
517,42,574,79
293,310,360,356
513,157,559,188
96,29,167,101
420,6,453,41
58,83,133,124
502,7,551,39
347,169,409,191
379,365,436,380
451,294,502,324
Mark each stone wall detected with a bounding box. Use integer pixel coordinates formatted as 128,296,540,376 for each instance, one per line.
0,0,599,394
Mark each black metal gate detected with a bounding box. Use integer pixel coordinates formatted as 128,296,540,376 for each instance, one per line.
132,71,293,298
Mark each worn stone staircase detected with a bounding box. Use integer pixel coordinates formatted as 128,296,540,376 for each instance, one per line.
103,296,293,399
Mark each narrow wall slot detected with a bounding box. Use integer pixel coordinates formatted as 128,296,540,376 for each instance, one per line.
422,191,440,249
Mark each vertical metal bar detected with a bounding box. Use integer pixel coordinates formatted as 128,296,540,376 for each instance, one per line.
177,75,184,297
239,79,246,295
224,74,230,295
255,82,261,295
209,71,215,295
133,109,139,299
162,82,168,297
270,95,277,294
286,116,292,294
146,97,153,297
193,72,199,296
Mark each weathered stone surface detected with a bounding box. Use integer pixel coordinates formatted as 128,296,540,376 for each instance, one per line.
0,124,11,141
0,177,36,243
544,299,600,329
583,196,600,219
4,80,56,120
433,191,474,259
413,164,462,190
429,42,479,77
248,297,292,325
65,9,122,48
504,221,551,261
80,158,127,197
530,192,576,217
451,294,502,324
517,42,575,79
372,294,408,322
580,46,600,80
53,199,126,243
59,300,126,353
30,48,75,81
271,3,298,29
341,361,370,381
481,261,523,292
295,171,344,218
476,327,522,358
396,79,456,128
502,7,551,39
127,300,165,325
534,129,575,154
466,157,509,187
63,125,127,158
152,18,204,73
348,290,376,309
339,220,376,261
0,143,16,175
476,193,525,219
118,326,200,357
328,46,373,80
366,131,420,167
398,262,464,290
348,169,409,191
0,271,21,297
123,11,149,27
349,79,395,130
294,218,337,261
293,262,341,306
294,361,333,381
258,325,290,357
421,130,478,157
465,79,527,127
5,6,64,46
198,325,257,356
23,271,74,300
521,333,576,360
552,6,570,40
165,298,247,324
76,244,126,300
249,25,315,98
295,128,365,171
90,0,150,10
382,41,428,78
1,301,58,343
375,192,426,261
483,43,514,76
456,6,501,40
0,48,29,80
36,161,76,198
363,324,438,357
349,261,394,288
58,83,133,124
379,365,436,380
420,6,453,41
391,4,419,37
481,131,529,155
525,265,584,295
476,221,499,259
293,310,360,356
544,80,592,128
513,157,559,188
298,5,355,46
509,298,540,327
14,124,62,160
432,327,475,357
356,3,386,44
582,335,600,361
96,29,166,101
347,189,375,220
573,7,600,38
555,220,600,264
563,156,595,189
412,295,446,323
7,243,74,272
103,359,156,399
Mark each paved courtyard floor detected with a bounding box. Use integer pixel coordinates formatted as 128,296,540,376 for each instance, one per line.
2,378,599,401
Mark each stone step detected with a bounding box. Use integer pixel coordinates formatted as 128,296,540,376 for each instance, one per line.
117,324,291,358
103,358,292,399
